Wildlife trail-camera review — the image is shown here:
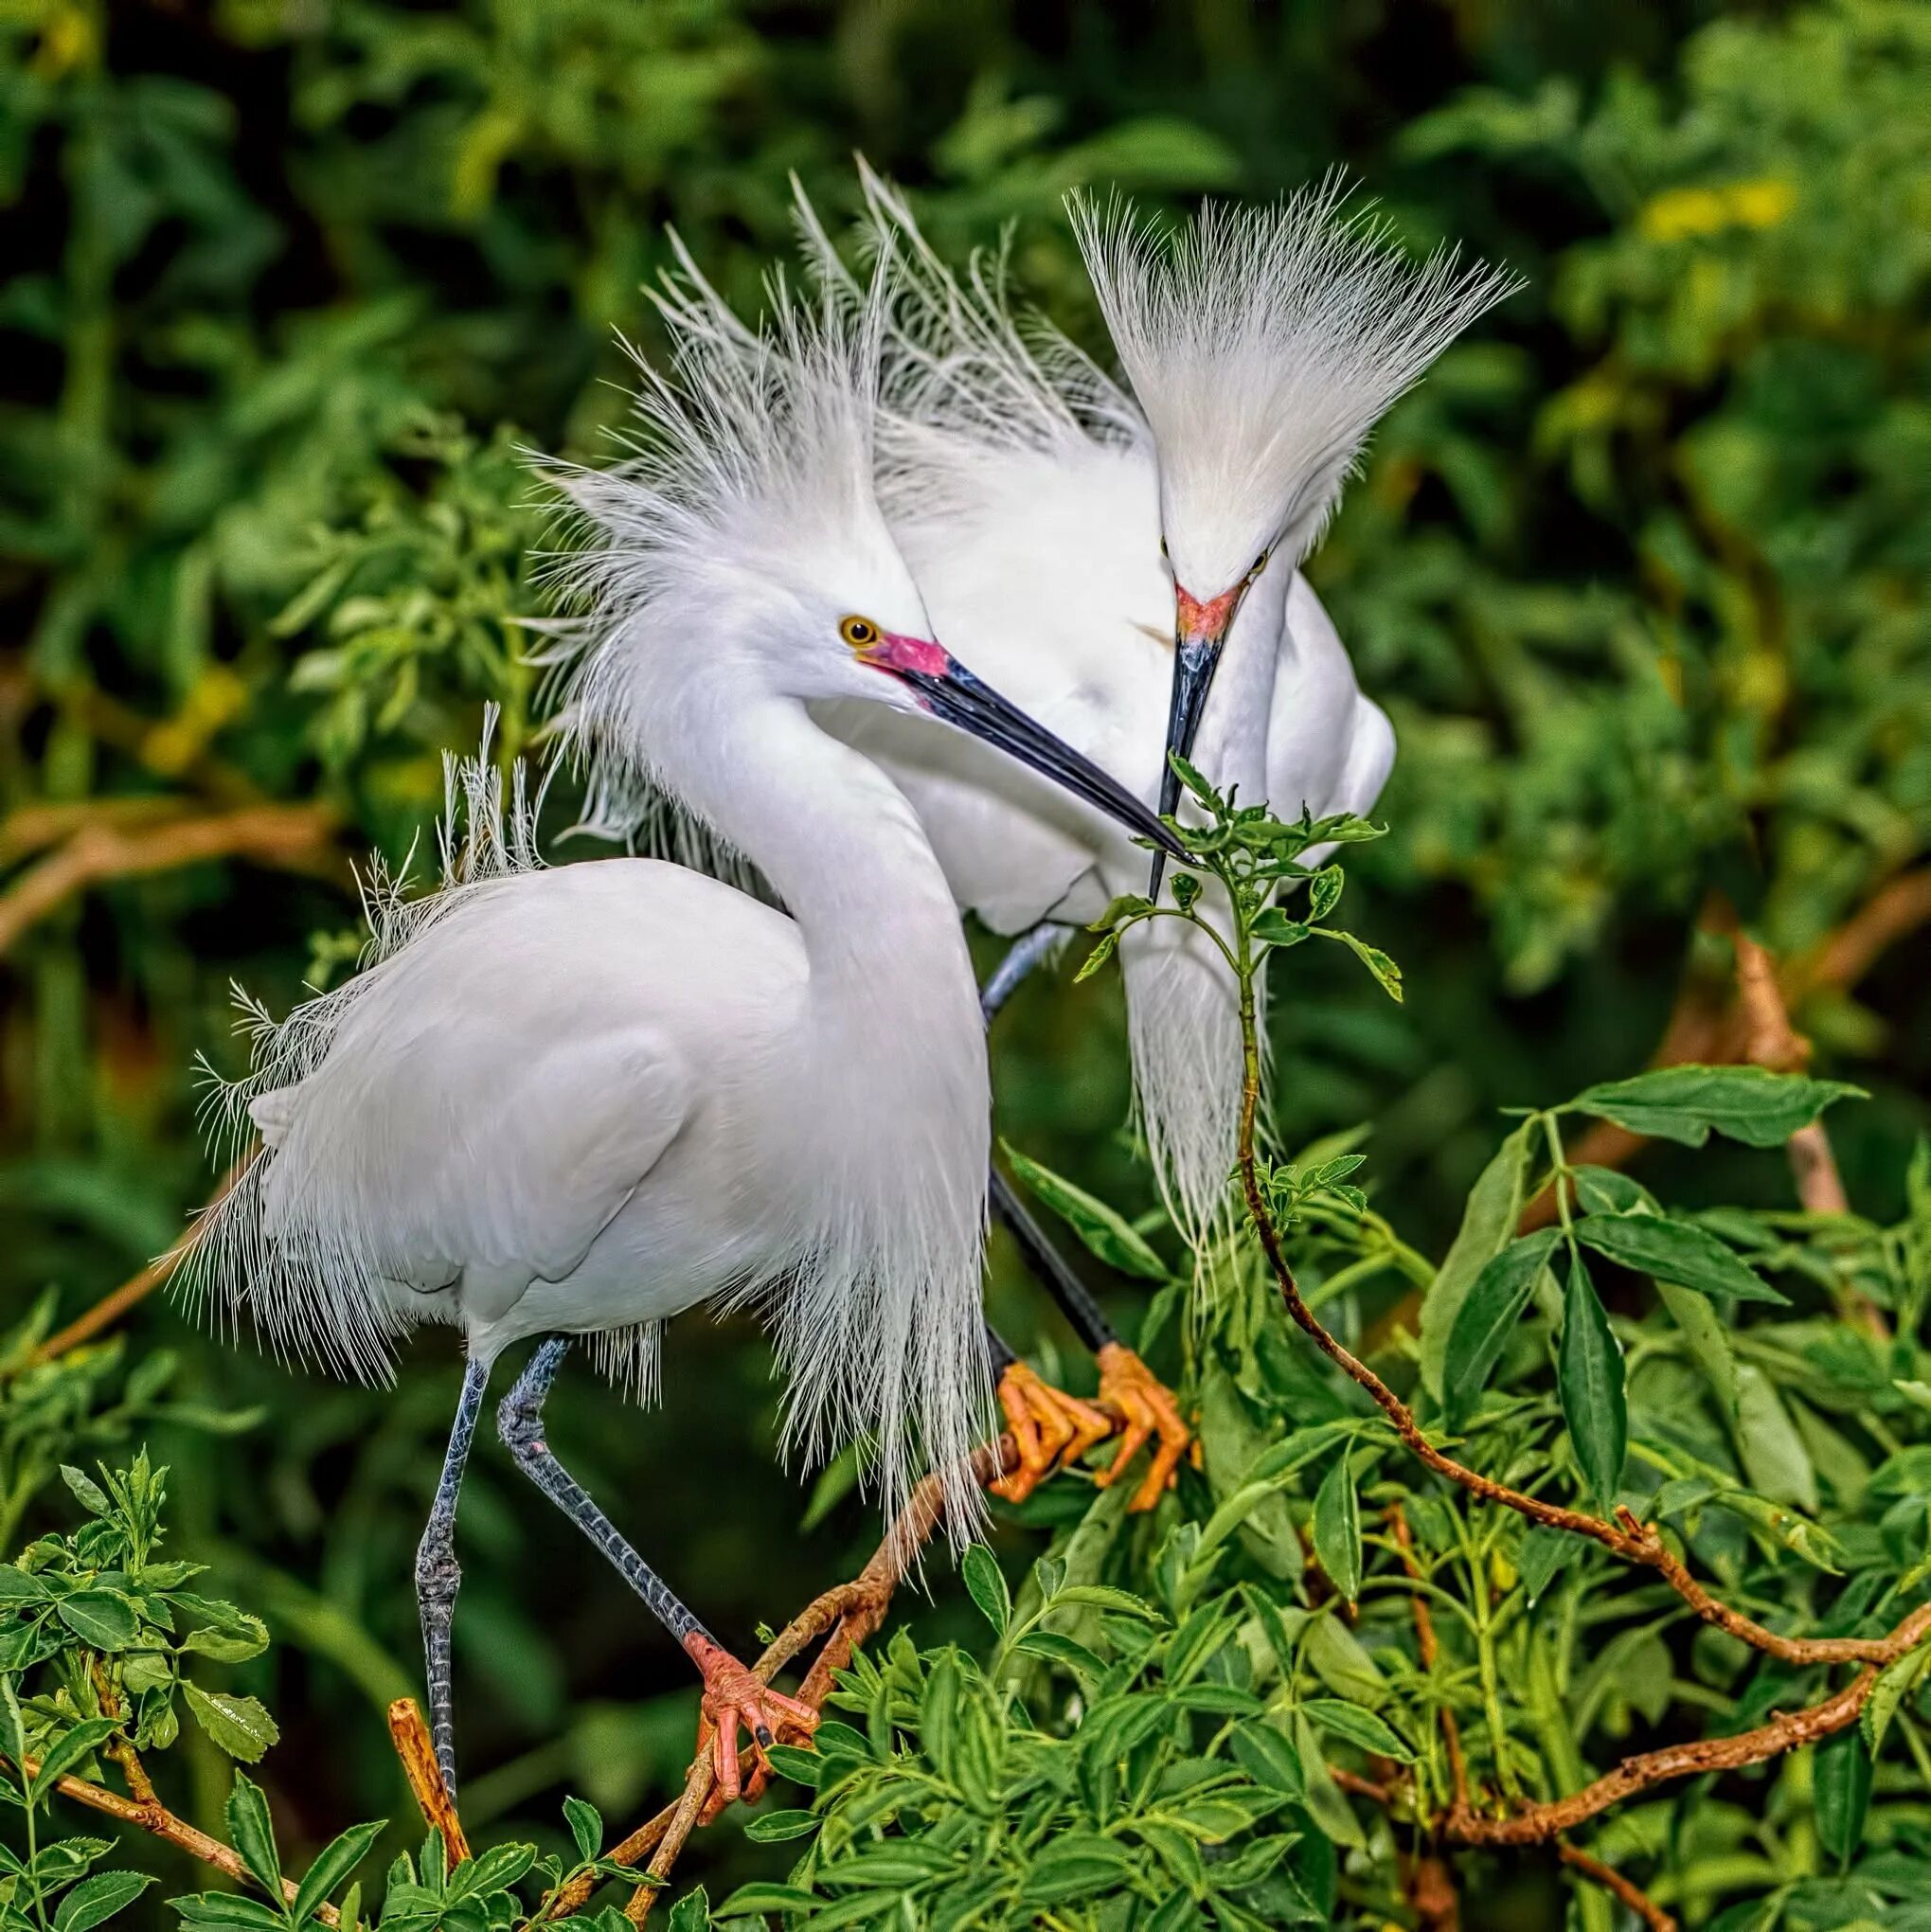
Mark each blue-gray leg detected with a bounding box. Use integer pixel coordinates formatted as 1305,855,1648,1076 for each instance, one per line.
980,923,1120,1356
416,1354,490,1798
497,1338,818,1802
495,1336,710,1648
979,921,1063,1025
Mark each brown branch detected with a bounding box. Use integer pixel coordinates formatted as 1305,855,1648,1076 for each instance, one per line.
1234,936,1930,1653
535,1439,1018,1924
387,1699,471,1864
0,803,341,958
29,1163,246,1367
1730,927,1881,1333
2,1750,337,1926
1797,866,1931,996
1558,1841,1676,1932
1440,1609,1931,1842
1520,870,1930,1236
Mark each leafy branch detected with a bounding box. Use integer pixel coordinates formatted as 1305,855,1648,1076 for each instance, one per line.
1094,760,1931,1852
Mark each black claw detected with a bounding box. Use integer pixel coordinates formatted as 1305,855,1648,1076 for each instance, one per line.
754,1724,774,1747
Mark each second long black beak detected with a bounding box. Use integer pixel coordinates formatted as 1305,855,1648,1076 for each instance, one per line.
1149,581,1245,896
895,655,1183,862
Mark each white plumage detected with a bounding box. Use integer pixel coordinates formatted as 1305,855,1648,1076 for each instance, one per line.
181,261,1180,1763
801,169,1515,1235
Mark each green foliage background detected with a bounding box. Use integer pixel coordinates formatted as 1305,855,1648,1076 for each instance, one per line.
1,1,1927,1926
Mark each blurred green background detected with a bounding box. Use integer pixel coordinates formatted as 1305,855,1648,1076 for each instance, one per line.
2,0,1926,1916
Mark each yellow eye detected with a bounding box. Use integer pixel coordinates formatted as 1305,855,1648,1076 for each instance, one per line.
1246,548,1271,584
839,615,879,650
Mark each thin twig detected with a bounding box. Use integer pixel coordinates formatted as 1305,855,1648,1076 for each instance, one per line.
1439,1617,1930,1841
2,1750,338,1926
538,1440,1017,1923
388,1699,471,1864
30,1163,247,1367
1239,964,1916,1666
0,804,340,958
1558,1840,1676,1931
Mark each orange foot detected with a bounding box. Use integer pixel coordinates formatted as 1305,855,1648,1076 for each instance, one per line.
989,1361,1113,1504
684,1632,818,1808
1093,1343,1192,1512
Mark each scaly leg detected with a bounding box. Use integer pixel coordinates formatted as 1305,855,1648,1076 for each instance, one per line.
495,1337,816,1803
416,1354,489,1798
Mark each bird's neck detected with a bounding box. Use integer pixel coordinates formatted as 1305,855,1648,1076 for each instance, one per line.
659,689,980,1018
1194,555,1290,805
646,684,992,1549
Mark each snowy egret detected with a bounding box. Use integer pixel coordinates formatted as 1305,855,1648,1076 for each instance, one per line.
184,278,1180,1799
848,173,1514,1225
691,170,1508,1495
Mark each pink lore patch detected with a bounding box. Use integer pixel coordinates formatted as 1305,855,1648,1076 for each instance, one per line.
865,631,951,678
1175,583,1241,644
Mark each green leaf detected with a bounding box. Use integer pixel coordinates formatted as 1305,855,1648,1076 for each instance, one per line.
1322,928,1403,1001
1558,1256,1626,1506
998,1143,1170,1279
183,1687,278,1763
1815,1728,1873,1867
1290,1710,1366,1852
1253,910,1312,947
224,1774,281,1899
1228,1723,1304,1798
959,1546,1010,1636
1072,930,1118,983
461,1844,534,1896
60,1469,111,1517
713,1886,819,1918
292,1821,384,1925
1441,1229,1562,1425
1515,1526,1579,1605
55,1593,141,1653
170,1898,288,1931
0,1674,26,1767
1734,1367,1820,1513
742,1809,817,1844
1569,1166,1657,1217
1655,1278,1740,1419
1311,1455,1361,1601
1569,1064,1864,1150
1575,1214,1786,1305
562,1795,602,1862
1421,1122,1535,1401
1863,1649,1931,1757
31,1720,118,1793
664,1889,710,1932
1306,866,1343,921
1013,1631,1106,1680
1167,752,1216,807
1016,1834,1134,1905
1302,1700,1415,1762
0,1572,50,1603
761,1744,821,1788
54,1871,152,1932
177,1602,270,1665
1049,1584,1160,1620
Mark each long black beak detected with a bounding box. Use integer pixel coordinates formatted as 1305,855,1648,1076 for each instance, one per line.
900,659,1183,860
1151,632,1223,897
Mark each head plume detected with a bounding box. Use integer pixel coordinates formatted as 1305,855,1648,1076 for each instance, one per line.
536,250,920,852
1069,176,1521,596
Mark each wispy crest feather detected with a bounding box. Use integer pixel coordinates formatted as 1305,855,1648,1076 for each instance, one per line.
1070,175,1522,590
533,260,895,875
